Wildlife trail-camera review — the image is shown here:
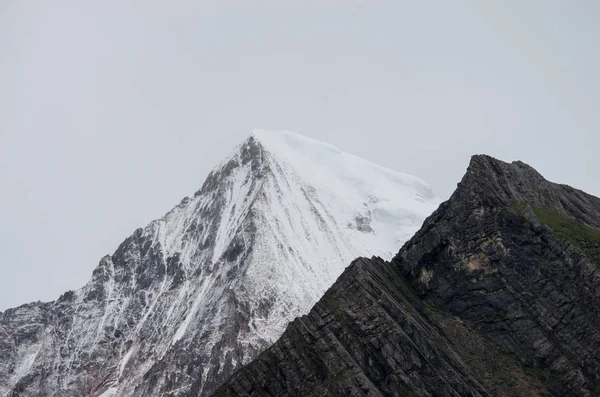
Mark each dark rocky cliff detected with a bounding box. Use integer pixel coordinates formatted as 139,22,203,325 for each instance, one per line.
214,155,600,397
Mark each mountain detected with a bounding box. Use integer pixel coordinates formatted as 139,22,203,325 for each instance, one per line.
0,130,439,397
214,155,600,397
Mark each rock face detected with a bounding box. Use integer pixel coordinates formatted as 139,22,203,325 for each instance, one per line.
0,131,439,397
214,155,600,397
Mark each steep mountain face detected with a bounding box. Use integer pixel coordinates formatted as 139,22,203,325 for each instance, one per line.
0,131,439,397
215,155,600,397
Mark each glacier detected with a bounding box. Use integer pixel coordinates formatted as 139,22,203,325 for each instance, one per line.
0,130,440,396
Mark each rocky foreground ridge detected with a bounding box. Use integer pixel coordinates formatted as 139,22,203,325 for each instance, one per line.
215,155,600,397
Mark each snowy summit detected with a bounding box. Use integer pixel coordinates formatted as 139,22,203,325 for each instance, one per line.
0,130,440,397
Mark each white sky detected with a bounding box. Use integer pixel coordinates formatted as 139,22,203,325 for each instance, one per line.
1,1,598,310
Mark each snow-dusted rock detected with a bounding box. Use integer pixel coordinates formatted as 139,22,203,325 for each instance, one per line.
0,131,440,396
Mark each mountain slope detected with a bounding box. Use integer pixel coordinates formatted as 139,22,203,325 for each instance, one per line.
0,131,439,397
214,155,600,397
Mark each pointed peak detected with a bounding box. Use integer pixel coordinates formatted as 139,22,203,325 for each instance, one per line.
467,154,544,182
463,155,547,194
454,154,600,221
193,134,268,197
195,129,438,205
453,154,545,208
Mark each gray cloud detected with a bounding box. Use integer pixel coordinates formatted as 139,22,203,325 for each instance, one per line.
1,0,598,310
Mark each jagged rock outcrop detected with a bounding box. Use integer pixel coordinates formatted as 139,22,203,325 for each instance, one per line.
0,131,438,397
214,155,600,397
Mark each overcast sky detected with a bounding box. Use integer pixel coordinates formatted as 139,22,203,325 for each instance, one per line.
1,1,598,310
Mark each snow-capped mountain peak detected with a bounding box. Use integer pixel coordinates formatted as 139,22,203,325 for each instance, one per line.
0,131,440,397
